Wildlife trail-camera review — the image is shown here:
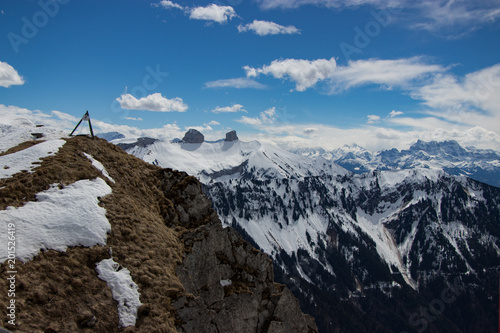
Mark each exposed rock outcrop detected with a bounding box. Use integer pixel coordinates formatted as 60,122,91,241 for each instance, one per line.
158,168,317,332
225,130,238,142
182,129,204,144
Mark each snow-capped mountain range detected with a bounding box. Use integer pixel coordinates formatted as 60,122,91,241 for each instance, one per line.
116,130,500,333
294,140,500,188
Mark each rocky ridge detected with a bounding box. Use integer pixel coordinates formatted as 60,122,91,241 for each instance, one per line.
0,136,316,332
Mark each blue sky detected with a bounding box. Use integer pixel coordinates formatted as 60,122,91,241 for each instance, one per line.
1,0,500,151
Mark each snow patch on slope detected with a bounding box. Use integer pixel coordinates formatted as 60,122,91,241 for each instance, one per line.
96,258,142,327
0,139,66,179
84,152,115,183
0,178,112,263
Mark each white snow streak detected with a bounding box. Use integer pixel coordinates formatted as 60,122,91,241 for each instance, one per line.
83,153,115,183
96,258,142,327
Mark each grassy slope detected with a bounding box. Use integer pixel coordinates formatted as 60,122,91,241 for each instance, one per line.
0,136,188,332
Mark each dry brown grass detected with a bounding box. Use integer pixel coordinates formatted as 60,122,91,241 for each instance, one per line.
0,136,186,332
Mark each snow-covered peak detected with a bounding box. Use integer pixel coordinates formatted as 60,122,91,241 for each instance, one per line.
296,140,500,187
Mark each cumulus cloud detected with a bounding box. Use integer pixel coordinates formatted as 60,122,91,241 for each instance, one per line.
244,57,337,92
204,77,266,89
237,20,300,36
116,93,188,112
0,61,25,88
189,4,237,24
124,117,143,121
237,107,277,127
156,0,183,10
212,104,247,113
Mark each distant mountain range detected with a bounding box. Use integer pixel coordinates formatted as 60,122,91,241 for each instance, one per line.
292,140,500,188
117,130,500,333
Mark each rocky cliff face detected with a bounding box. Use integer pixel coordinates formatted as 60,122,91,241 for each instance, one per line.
0,136,316,332
159,169,316,333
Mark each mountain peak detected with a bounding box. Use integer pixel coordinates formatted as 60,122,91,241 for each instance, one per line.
225,130,238,142
182,128,204,143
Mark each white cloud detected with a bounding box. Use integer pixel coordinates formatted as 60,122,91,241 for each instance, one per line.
204,77,266,89
254,0,388,9
124,117,143,121
157,0,183,10
255,0,500,37
389,110,404,117
412,1,500,34
189,4,237,24
212,104,246,113
367,115,380,124
245,57,337,92
329,57,444,93
206,120,220,126
257,1,500,26
0,61,25,88
410,64,500,132
237,107,277,127
244,56,443,93
237,20,300,36
116,93,188,112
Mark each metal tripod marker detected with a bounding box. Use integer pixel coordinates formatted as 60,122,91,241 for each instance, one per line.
70,111,94,139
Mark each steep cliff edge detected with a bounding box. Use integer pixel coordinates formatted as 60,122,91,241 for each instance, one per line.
0,136,317,332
